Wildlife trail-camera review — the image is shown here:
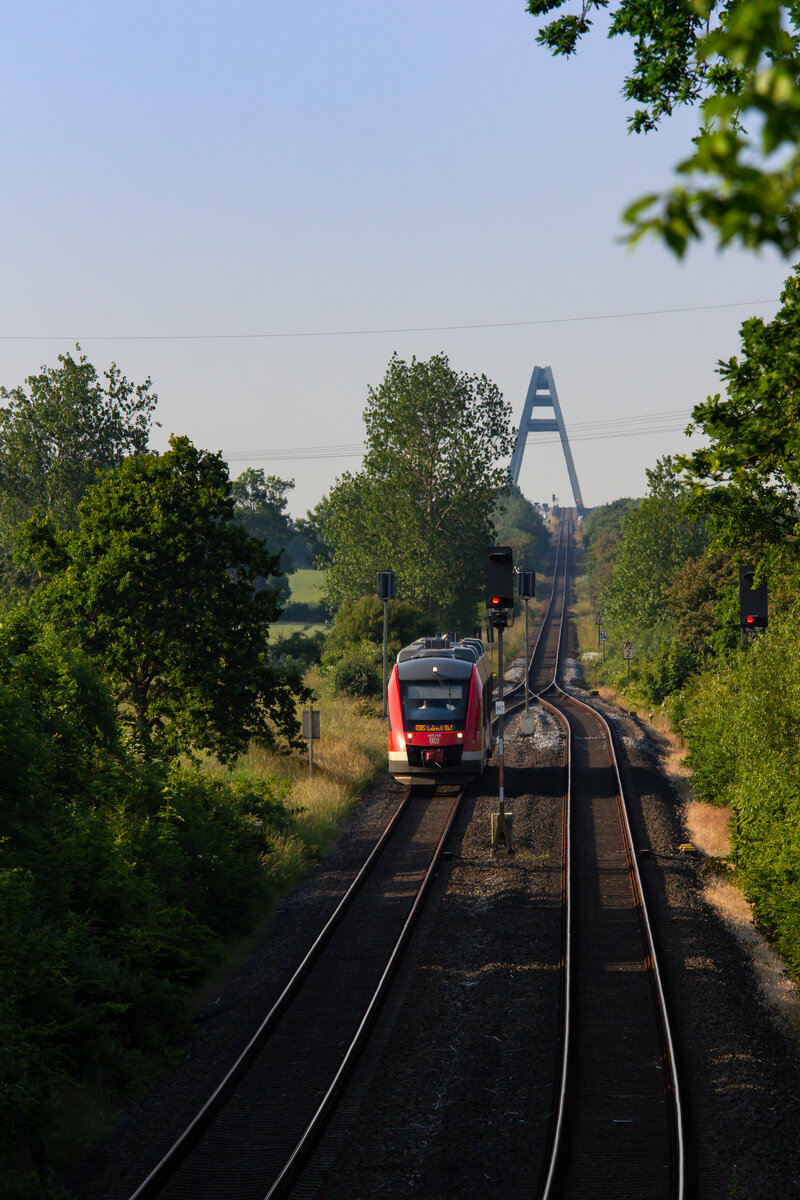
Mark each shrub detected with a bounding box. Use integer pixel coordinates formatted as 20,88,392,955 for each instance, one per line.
330,647,382,697
0,615,297,1196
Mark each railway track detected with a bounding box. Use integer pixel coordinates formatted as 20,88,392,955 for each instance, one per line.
127,784,466,1200
126,513,685,1200
525,515,686,1199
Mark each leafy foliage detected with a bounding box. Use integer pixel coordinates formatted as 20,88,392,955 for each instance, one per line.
329,647,382,697
0,616,293,1197
527,0,800,255
295,496,333,566
602,459,707,650
321,595,425,698
323,353,514,630
324,594,426,658
231,468,306,573
19,436,305,761
0,347,157,595
677,266,800,551
582,497,640,594
640,638,699,704
667,549,739,657
684,615,800,980
491,484,551,567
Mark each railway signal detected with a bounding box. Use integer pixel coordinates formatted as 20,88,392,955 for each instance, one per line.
485,547,514,852
739,565,767,635
377,570,396,601
517,569,535,600
485,546,514,625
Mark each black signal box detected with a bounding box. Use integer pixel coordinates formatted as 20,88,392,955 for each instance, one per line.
486,547,514,612
377,570,396,601
517,569,536,600
739,565,767,630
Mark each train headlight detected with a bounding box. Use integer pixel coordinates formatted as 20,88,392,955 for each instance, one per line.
457,732,463,740
407,733,413,742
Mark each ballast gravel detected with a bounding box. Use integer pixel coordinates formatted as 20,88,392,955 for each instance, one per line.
64,684,800,1200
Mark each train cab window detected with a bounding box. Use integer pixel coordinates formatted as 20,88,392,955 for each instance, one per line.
401,681,467,725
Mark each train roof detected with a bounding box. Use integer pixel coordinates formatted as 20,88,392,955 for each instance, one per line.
396,655,475,680
396,635,486,665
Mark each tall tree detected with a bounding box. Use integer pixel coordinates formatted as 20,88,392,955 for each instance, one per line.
582,497,640,594
231,469,296,556
667,549,738,657
20,436,303,762
295,496,333,566
677,266,800,553
528,0,800,255
0,347,158,594
323,353,514,631
492,485,550,568
603,458,707,647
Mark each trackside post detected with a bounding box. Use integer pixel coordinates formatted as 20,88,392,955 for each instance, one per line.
377,570,397,718
517,568,536,736
486,547,514,853
302,708,320,776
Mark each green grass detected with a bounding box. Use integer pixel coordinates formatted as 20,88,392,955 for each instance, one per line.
272,622,328,639
285,568,323,604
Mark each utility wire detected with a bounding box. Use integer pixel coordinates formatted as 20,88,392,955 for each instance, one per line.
0,300,777,342
223,410,698,464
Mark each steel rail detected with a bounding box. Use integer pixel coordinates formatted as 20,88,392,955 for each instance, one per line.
533,520,686,1200
529,518,573,1200
500,513,568,715
262,785,465,1199
550,689,686,1200
128,786,419,1200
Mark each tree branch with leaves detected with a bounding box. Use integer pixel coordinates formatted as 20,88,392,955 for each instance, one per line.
528,0,800,255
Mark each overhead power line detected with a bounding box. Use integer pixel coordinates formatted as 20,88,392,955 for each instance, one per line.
0,300,777,342
223,408,698,464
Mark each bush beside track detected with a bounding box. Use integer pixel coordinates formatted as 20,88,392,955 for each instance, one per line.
0,622,386,1200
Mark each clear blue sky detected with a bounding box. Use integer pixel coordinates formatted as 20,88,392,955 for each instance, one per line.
0,1,791,515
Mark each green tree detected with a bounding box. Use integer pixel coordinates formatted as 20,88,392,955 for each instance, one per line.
0,611,294,1197
528,0,800,255
20,436,304,761
492,484,550,567
231,469,297,563
323,353,514,631
683,616,800,980
582,497,640,595
603,459,707,648
677,267,800,552
0,347,158,594
325,595,425,659
295,496,333,566
667,549,738,657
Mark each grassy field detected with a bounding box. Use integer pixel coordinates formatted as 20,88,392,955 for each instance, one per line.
276,568,328,637
285,568,324,605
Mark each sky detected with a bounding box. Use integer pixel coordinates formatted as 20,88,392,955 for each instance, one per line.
0,1,792,517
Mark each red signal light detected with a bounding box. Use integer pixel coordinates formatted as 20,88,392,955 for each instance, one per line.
491,596,501,607
746,615,755,624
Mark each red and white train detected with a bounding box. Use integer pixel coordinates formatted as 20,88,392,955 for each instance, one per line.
387,635,494,784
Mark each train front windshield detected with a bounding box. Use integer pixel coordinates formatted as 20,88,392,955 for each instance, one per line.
400,680,468,726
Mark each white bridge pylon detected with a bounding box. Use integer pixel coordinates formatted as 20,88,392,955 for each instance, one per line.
509,365,584,513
